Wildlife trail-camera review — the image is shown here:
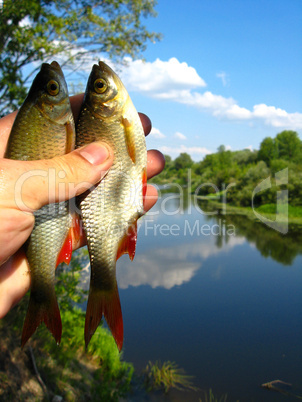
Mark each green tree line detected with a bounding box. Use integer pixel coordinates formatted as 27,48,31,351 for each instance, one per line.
151,130,302,208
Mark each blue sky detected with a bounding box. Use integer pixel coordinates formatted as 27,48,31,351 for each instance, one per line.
69,0,302,161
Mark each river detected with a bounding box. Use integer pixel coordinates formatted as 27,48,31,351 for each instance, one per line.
114,192,302,401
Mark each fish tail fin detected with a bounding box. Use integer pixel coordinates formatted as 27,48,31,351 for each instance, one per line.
21,292,62,348
85,283,123,351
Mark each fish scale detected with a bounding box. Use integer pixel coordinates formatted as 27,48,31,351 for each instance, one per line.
76,61,147,351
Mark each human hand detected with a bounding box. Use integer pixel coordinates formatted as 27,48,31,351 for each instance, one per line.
0,93,165,317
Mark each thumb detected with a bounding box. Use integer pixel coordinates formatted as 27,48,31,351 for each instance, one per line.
0,142,113,212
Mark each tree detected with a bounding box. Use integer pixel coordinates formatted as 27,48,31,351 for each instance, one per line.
258,137,278,164
163,154,172,169
174,153,193,170
217,144,232,169
275,130,302,162
0,0,161,114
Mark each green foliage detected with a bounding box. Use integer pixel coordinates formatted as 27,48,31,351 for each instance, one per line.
258,136,278,164
0,0,161,114
174,152,194,170
151,131,302,210
258,131,302,164
144,360,197,393
275,130,302,162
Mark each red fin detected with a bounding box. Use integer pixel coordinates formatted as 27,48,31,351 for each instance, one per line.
85,284,123,351
116,221,137,261
142,168,147,206
122,117,136,163
71,213,82,243
21,292,62,348
56,228,73,267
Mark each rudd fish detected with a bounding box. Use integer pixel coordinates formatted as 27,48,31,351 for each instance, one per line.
5,61,76,346
76,61,147,351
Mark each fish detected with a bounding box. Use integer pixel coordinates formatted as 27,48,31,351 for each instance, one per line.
76,61,147,351
5,61,76,346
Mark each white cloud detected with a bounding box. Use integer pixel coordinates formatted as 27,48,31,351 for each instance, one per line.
252,104,302,128
157,88,302,130
174,132,187,140
159,145,212,160
121,57,206,94
150,127,166,139
245,145,254,151
216,71,230,87
62,54,302,131
19,16,31,28
120,58,302,130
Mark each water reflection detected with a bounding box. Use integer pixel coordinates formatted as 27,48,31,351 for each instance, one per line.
116,194,302,290
213,212,302,265
80,194,301,292
117,235,246,289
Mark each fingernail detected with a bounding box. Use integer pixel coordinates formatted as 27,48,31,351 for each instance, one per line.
79,143,110,165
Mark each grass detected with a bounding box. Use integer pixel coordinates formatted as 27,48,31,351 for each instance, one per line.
256,203,302,218
200,388,229,402
144,360,198,393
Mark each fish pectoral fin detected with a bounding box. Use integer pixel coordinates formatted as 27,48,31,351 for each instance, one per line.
142,168,147,208
21,292,62,348
122,116,136,163
85,284,123,351
56,227,73,267
56,213,82,267
116,221,137,261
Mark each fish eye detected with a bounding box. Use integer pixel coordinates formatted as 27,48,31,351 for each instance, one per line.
47,80,60,96
94,78,107,94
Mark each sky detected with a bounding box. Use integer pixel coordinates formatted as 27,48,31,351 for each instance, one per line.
70,0,302,161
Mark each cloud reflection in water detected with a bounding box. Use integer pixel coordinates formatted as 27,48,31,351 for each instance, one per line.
116,236,246,290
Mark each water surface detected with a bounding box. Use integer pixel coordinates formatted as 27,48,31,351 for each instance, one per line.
116,194,302,401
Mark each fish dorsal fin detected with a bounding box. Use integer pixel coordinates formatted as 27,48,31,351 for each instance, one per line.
122,117,136,163
116,221,137,261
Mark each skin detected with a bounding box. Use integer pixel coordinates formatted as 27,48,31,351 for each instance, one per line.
0,93,165,318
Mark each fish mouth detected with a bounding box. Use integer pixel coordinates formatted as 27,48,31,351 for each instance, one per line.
39,61,65,81
50,61,64,75
97,61,114,74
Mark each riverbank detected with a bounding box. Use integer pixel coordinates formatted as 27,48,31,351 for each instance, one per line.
196,196,302,227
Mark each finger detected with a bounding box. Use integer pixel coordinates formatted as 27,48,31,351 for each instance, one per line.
147,149,165,179
0,250,30,319
144,184,158,212
138,113,152,136
70,93,84,121
0,142,114,212
0,111,17,158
